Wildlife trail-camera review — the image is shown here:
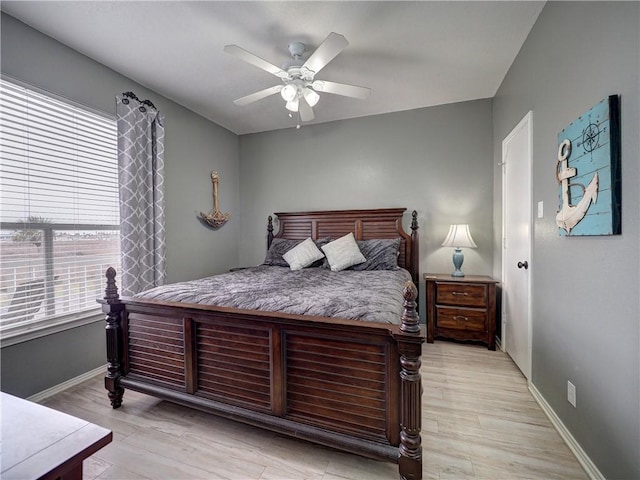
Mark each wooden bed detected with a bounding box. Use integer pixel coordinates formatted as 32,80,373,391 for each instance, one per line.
99,208,425,479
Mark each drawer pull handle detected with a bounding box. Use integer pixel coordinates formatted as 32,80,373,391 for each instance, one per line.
452,292,468,296
453,315,469,322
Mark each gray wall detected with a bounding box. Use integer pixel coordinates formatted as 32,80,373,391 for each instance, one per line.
239,99,496,322
1,13,239,397
492,2,639,478
1,323,105,398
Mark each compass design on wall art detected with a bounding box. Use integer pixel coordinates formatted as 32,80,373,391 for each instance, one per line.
581,123,601,153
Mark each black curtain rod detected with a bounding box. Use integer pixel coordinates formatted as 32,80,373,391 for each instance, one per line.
122,91,156,110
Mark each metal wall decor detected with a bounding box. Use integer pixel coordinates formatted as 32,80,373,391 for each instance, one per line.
199,171,231,228
556,95,621,236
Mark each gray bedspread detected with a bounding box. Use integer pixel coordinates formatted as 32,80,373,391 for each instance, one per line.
134,266,412,324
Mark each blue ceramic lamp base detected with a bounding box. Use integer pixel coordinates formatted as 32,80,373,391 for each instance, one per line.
451,248,465,277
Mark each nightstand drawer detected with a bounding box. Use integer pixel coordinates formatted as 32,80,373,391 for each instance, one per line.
436,283,486,307
436,307,486,332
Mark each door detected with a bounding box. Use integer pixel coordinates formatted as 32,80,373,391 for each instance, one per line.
502,112,532,379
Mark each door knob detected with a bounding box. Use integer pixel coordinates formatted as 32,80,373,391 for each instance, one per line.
517,261,528,269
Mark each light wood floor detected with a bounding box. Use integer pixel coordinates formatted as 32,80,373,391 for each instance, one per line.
41,341,588,479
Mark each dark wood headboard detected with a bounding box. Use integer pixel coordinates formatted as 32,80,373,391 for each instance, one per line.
266,208,419,284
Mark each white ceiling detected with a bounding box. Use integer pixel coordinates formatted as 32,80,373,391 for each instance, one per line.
2,1,545,135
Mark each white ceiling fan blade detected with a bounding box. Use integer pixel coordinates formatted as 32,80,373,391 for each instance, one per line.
312,80,371,99
233,85,283,106
298,96,315,122
224,45,290,79
302,32,348,75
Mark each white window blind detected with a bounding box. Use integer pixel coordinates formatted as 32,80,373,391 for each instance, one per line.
0,78,120,334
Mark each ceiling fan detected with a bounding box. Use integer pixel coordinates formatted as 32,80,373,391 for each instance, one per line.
224,32,371,124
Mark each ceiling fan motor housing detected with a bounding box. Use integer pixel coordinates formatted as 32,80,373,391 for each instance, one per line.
288,41,306,59
286,67,314,83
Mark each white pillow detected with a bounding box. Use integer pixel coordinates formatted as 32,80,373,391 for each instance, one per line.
282,237,325,271
321,232,366,272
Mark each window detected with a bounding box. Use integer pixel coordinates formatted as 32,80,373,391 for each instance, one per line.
0,78,120,339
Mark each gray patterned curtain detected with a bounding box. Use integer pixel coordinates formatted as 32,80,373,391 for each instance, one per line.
116,93,166,296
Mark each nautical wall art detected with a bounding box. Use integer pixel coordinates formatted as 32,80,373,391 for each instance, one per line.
556,95,621,236
199,171,231,228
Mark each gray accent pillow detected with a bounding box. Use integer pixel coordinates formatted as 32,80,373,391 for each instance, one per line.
263,237,330,267
350,238,402,271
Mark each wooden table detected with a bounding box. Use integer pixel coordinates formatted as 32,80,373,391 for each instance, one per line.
1,392,112,480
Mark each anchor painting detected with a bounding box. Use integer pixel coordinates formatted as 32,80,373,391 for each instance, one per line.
556,95,621,236
556,138,599,233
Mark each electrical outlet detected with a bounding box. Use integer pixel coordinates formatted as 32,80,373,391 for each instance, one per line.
567,381,577,407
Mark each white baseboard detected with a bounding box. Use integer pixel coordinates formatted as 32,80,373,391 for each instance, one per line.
529,382,605,480
28,364,105,403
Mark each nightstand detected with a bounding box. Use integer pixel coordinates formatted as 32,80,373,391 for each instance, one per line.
424,273,498,350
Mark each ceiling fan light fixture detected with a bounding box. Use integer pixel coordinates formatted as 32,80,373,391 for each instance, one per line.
281,84,298,102
303,88,320,107
285,99,299,112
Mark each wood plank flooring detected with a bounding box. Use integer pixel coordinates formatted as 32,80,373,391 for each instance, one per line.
41,341,588,479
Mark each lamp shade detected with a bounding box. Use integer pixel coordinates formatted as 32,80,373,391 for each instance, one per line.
442,224,476,277
303,87,320,107
281,84,298,102
285,99,299,112
441,224,477,249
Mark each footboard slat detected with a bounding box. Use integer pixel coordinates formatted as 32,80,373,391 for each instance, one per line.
127,312,185,391
128,334,184,353
287,394,386,432
196,321,272,412
287,370,386,399
285,332,390,442
129,346,183,366
128,354,183,374
198,355,271,379
198,376,271,409
127,364,184,387
288,343,387,366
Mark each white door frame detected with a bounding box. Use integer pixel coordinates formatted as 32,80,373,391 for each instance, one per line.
501,111,533,379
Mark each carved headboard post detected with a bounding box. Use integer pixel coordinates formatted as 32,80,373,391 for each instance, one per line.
267,215,274,250
410,210,419,285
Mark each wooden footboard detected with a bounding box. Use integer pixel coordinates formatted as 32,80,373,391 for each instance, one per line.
99,269,424,479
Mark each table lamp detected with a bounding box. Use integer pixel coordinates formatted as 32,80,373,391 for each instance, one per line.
442,224,477,277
